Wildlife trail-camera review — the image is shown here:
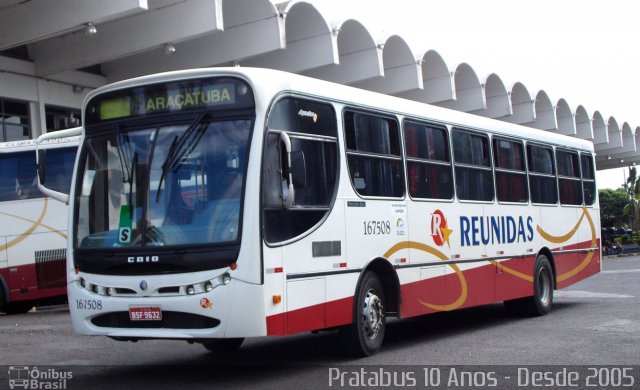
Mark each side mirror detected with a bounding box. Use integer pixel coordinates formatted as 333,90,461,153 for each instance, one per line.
279,131,295,208
36,127,82,204
37,150,47,186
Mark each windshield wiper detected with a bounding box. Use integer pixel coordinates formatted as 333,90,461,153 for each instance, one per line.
156,113,207,202
115,126,138,217
116,126,134,184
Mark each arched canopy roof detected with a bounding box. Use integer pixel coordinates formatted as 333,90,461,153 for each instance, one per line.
530,90,557,131
304,19,381,84
471,73,511,118
351,35,421,94
436,63,485,111
556,98,576,136
503,82,535,124
575,105,594,140
0,0,636,168
397,49,453,103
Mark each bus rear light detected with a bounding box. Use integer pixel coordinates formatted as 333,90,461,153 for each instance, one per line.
272,295,282,304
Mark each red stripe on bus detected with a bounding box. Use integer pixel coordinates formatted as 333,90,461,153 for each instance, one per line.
266,296,353,336
266,238,600,336
0,263,67,302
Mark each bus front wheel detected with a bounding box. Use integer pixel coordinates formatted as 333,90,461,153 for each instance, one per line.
202,337,244,353
505,254,554,316
339,271,386,357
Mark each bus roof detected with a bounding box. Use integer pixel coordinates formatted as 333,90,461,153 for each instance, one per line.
84,68,594,153
0,133,80,153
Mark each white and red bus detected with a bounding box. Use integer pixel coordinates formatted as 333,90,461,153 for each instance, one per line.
38,68,600,356
0,136,77,314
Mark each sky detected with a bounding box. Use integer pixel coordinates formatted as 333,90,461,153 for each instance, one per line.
310,0,640,189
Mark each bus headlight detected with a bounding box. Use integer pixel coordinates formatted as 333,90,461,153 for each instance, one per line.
204,281,214,292
222,273,231,285
186,285,196,295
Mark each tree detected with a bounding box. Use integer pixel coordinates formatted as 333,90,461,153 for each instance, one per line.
623,167,640,230
599,187,629,227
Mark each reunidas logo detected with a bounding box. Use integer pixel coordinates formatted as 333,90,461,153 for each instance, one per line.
7,366,73,390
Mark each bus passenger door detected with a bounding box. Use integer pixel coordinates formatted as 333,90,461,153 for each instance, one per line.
261,97,341,335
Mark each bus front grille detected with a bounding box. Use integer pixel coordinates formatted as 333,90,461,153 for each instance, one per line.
91,312,220,329
35,249,66,289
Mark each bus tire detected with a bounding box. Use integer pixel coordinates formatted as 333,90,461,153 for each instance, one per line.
4,301,33,314
202,337,244,353
0,285,6,313
505,254,554,316
339,271,386,357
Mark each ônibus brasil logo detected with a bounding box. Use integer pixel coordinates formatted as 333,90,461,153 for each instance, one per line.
431,209,453,248
7,366,72,389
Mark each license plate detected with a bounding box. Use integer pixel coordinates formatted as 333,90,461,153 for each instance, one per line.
129,307,162,321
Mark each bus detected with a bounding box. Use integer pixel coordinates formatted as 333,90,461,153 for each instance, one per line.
37,68,600,356
0,135,77,314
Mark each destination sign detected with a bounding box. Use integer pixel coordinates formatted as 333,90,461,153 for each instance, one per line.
86,77,254,125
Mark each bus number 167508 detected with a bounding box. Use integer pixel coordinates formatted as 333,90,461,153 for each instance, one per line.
363,220,391,235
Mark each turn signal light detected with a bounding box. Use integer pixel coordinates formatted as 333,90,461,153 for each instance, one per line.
272,295,282,304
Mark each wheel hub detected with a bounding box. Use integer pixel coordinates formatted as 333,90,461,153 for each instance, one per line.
538,267,551,306
362,289,384,339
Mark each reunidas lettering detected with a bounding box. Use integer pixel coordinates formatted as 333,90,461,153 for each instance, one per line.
460,215,534,246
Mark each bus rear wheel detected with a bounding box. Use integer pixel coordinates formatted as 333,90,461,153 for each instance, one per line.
202,338,244,353
339,271,386,357
4,302,33,314
0,286,6,314
505,254,554,316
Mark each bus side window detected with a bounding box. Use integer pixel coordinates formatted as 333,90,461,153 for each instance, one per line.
0,154,18,201
557,149,582,206
452,129,493,202
344,111,404,198
527,144,557,205
45,147,76,194
581,153,596,206
493,138,528,203
403,120,453,200
262,97,338,244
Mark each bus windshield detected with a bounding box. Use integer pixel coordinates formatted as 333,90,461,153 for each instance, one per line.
75,117,251,249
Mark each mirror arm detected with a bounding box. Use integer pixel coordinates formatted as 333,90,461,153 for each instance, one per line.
35,127,82,204
279,131,295,208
